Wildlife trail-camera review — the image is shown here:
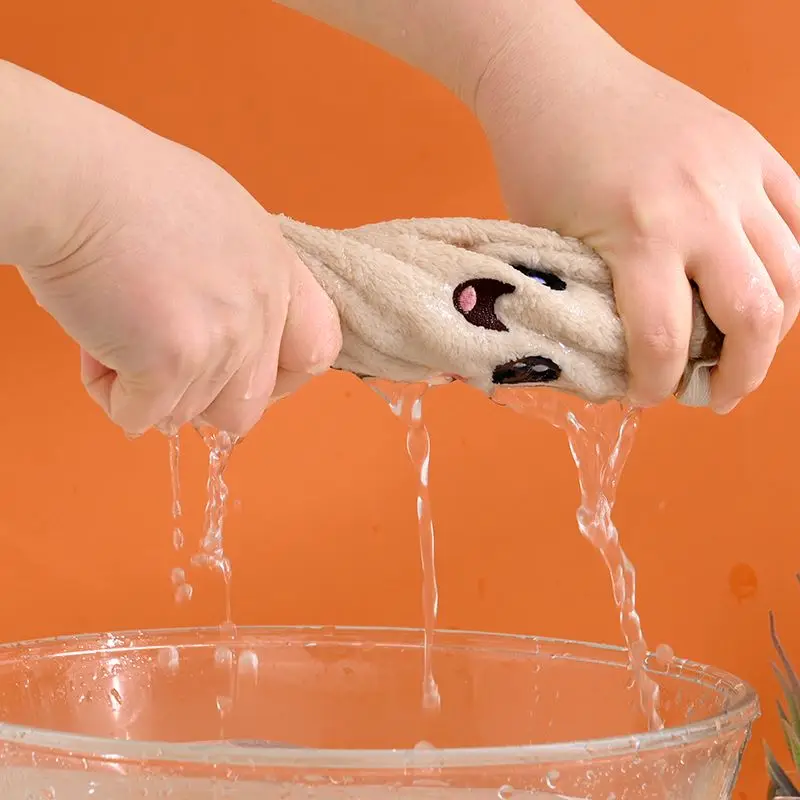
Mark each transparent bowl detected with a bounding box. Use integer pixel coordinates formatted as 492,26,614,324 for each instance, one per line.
0,626,757,798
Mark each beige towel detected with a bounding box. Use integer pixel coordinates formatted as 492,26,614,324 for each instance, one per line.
279,216,722,407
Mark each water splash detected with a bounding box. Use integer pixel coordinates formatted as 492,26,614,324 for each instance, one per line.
191,427,237,624
371,380,441,711
494,388,663,731
168,433,184,551
167,432,192,602
190,426,239,734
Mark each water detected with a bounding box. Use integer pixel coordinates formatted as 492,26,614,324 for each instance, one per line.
166,426,239,733
167,433,193,603
161,383,660,732
370,380,441,711
494,388,664,731
190,426,237,624
168,433,184,551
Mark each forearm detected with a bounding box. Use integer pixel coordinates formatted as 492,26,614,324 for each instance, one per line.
0,61,102,269
273,0,606,113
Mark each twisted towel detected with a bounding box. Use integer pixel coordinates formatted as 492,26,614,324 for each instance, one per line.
279,216,722,406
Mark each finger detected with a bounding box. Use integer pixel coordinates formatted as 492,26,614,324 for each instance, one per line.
744,199,800,341
689,232,783,413
81,349,117,412
81,348,114,388
197,293,288,436
81,349,181,435
278,255,341,375
271,368,313,402
106,374,182,435
607,247,694,406
158,352,242,432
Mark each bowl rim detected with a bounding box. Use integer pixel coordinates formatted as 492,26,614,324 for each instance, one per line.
0,625,759,771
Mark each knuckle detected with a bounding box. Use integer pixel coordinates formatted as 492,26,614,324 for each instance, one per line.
638,322,686,362
735,290,783,335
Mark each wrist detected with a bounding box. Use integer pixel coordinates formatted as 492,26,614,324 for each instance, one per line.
0,61,106,270
471,1,623,131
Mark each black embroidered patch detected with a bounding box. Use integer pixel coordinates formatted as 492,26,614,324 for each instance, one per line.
510,263,567,291
452,278,515,332
492,356,561,385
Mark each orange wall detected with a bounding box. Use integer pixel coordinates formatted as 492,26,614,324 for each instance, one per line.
0,0,798,796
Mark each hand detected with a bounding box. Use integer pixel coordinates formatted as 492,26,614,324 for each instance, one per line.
15,90,341,437
475,5,800,413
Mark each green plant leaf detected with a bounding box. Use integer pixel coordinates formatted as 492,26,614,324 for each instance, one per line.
766,741,800,797
771,611,800,699
780,714,800,773
773,663,800,749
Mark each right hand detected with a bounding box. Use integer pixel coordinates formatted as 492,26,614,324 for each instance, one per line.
473,4,800,413
15,83,341,438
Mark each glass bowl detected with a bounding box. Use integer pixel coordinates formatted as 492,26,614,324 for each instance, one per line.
0,626,757,798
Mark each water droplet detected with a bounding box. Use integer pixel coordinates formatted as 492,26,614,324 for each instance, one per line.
216,694,233,714
498,784,514,799
170,567,185,585
238,649,259,679
214,646,234,667
656,643,674,664
220,620,237,640
158,646,180,674
546,770,559,789
413,740,435,750
174,582,193,603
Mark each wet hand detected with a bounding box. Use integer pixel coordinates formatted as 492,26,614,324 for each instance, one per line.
16,97,341,437
476,11,800,413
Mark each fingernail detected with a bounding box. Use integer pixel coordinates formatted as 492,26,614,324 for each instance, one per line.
714,399,740,415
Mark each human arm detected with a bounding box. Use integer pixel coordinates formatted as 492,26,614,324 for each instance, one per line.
0,59,341,435
277,0,800,413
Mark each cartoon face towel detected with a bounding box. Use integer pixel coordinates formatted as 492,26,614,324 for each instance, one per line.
279,216,723,407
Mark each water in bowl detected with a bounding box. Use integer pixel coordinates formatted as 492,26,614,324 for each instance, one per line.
0,626,756,799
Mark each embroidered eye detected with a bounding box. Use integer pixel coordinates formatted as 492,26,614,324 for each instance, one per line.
511,263,566,291
492,356,561,385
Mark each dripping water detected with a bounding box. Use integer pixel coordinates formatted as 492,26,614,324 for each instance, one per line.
168,433,184,551
167,433,193,603
190,427,237,625
494,388,664,731
192,426,239,732
166,426,239,734
370,380,441,711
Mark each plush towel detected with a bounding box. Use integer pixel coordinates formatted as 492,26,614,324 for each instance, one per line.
279,216,722,406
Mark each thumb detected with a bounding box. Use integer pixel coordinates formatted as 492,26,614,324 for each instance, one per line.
80,348,178,434
80,348,116,411
278,253,341,375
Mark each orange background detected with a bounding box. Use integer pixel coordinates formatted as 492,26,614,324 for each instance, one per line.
0,0,798,796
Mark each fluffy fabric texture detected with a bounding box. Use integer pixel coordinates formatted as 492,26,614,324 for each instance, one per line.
279,216,723,407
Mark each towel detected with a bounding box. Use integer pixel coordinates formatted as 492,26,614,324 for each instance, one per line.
279,216,722,407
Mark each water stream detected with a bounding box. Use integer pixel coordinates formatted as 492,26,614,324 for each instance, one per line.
370,380,441,711
494,388,664,731
163,380,661,731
